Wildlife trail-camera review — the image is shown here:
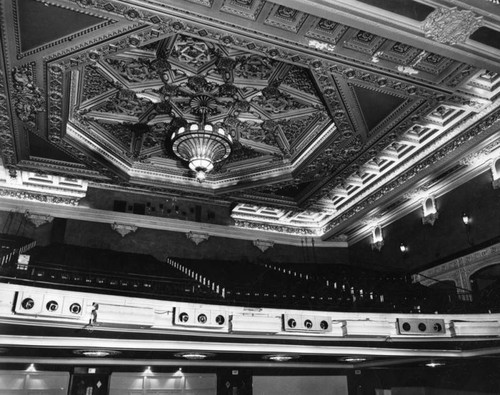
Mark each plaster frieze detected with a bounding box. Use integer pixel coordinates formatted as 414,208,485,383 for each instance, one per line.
416,242,500,290
0,188,79,206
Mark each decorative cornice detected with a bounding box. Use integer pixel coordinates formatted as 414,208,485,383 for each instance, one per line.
186,231,210,245
326,106,500,235
111,222,138,237
0,188,80,206
234,219,320,236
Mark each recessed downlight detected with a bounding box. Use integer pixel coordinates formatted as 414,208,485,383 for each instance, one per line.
263,354,298,362
74,349,121,357
174,352,214,360
425,361,445,368
339,357,368,363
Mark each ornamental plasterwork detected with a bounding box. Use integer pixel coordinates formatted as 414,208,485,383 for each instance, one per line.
492,158,500,189
24,212,54,228
111,222,138,237
416,242,500,290
253,239,274,252
186,231,210,245
1,0,500,241
11,64,45,132
0,161,88,205
422,8,483,45
422,212,439,226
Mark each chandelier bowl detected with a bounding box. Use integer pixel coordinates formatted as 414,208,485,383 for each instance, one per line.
171,121,233,182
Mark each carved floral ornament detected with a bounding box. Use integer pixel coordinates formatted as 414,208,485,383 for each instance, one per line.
253,239,274,252
11,65,45,131
186,231,210,245
111,222,138,237
24,212,54,228
422,7,483,45
73,33,327,184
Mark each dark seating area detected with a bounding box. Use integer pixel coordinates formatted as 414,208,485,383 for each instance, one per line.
0,244,221,304
167,257,477,313
0,241,478,313
0,234,36,266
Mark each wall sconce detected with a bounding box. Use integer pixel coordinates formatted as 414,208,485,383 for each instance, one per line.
462,212,470,225
400,243,408,253
462,212,473,246
491,157,500,189
371,225,384,251
422,196,438,226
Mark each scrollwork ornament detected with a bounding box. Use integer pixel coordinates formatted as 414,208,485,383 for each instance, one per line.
11,64,45,131
422,8,483,45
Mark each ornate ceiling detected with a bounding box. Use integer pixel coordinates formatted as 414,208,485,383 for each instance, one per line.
1,0,500,242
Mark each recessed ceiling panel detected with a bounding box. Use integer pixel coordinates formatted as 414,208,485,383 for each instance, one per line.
17,0,106,52
352,85,406,131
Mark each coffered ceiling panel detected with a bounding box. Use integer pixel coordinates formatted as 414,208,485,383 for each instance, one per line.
1,0,499,241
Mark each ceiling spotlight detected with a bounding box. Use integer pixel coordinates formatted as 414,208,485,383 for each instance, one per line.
339,357,368,363
263,354,298,362
174,352,214,360
74,350,121,357
400,243,408,253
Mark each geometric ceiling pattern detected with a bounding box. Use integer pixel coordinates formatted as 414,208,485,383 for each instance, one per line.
1,0,500,242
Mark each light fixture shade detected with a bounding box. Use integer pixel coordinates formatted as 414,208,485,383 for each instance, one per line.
171,121,233,182
462,212,470,225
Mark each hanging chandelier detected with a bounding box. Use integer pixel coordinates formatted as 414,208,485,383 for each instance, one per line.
170,94,233,182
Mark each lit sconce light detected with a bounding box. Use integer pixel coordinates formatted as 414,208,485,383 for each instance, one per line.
400,243,408,253
144,366,152,375
422,196,438,226
174,367,184,377
371,225,384,251
26,363,36,372
462,212,473,246
462,212,470,226
491,157,500,189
